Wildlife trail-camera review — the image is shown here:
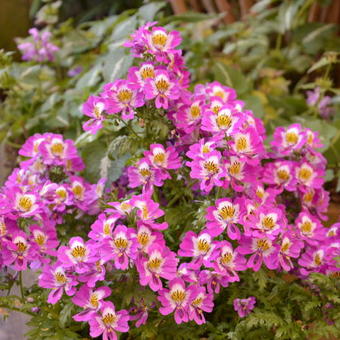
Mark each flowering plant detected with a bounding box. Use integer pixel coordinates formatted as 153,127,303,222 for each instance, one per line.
0,22,339,340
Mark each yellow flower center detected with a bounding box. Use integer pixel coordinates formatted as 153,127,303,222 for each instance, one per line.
54,272,67,284
15,241,27,253
277,169,289,181
94,105,103,118
139,168,151,177
203,161,219,174
236,137,248,151
56,188,67,200
298,168,312,181
117,89,133,103
102,313,117,325
89,294,99,308
300,221,312,234
190,105,201,118
218,206,235,220
197,239,210,253
212,105,221,114
155,79,170,92
35,234,46,246
18,196,33,212
216,115,232,129
281,241,290,253
202,145,211,153
262,216,275,230
114,237,128,250
192,297,203,307
147,257,162,271
137,232,150,246
120,202,131,211
170,289,186,303
152,33,168,47
285,132,298,145
103,223,111,235
214,90,225,99
229,161,241,176
72,184,84,199
314,253,322,266
257,239,271,251
0,221,6,236
51,142,64,156
221,252,233,265
71,245,87,259
140,67,155,79
153,152,165,164
303,191,314,203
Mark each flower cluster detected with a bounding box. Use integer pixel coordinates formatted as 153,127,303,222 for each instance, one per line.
2,23,338,338
17,28,59,62
0,133,104,271
82,22,189,134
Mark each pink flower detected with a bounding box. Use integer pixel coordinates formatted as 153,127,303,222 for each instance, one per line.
82,95,107,134
144,70,179,109
237,236,279,271
30,225,58,259
38,263,77,304
101,225,137,270
198,270,229,294
206,81,237,102
278,235,304,271
208,241,247,282
176,98,205,133
144,144,182,170
18,133,45,158
295,162,324,189
137,243,178,291
263,161,296,192
103,79,144,120
158,278,190,324
233,297,256,317
72,285,111,321
58,237,97,273
11,189,40,218
187,285,214,324
88,214,118,241
178,231,215,269
2,231,34,270
298,247,327,276
271,124,306,155
206,198,242,238
89,301,129,340
187,151,225,193
295,212,325,246
128,63,156,89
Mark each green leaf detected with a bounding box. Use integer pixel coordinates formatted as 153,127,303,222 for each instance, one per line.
138,2,166,22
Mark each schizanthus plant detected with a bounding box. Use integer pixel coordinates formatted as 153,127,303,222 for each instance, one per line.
1,23,339,339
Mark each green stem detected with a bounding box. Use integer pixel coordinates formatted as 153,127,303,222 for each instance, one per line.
18,272,24,299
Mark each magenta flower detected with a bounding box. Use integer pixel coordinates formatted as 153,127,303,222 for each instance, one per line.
295,162,324,188
18,133,45,158
103,79,144,120
158,278,190,324
201,106,242,137
2,231,33,271
233,297,256,317
89,301,129,340
230,127,265,164
30,225,58,259
128,62,156,89
82,95,107,134
144,144,181,171
206,198,241,238
178,231,215,269
263,161,296,192
17,28,59,62
88,214,118,241
206,81,237,102
135,223,164,255
278,235,304,271
271,124,306,155
237,236,279,271
131,195,168,230
187,151,225,193
58,237,97,273
72,285,111,321
298,247,327,276
295,211,325,246
198,270,229,294
38,263,77,304
137,243,178,291
187,285,214,325
10,189,40,218
101,225,137,270
176,98,205,133
209,241,247,282
144,70,179,109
